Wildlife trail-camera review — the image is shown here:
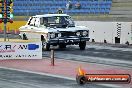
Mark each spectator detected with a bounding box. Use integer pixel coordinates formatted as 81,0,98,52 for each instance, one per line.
57,8,63,14
66,1,72,10
75,1,81,9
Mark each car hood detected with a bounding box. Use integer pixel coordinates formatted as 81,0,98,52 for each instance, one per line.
19,25,88,33
47,26,88,33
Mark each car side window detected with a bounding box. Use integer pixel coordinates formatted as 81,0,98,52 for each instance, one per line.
27,17,33,25
28,17,36,26
40,18,44,25
48,17,55,24
34,17,40,27
30,17,36,26
40,17,48,27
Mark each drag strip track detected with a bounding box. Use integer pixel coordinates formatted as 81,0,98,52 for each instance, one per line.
42,45,132,69
0,68,113,88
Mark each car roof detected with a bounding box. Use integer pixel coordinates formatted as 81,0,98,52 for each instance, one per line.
33,14,69,18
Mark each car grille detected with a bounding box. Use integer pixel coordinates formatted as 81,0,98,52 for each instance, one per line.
61,32,76,37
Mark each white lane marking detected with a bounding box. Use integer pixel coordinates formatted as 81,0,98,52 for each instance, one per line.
0,66,75,80
0,66,123,88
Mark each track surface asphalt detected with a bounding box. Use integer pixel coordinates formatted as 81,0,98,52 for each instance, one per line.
0,59,132,88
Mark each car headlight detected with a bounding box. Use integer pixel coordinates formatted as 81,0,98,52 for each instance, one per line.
76,32,81,36
58,33,61,37
82,31,88,36
50,33,55,38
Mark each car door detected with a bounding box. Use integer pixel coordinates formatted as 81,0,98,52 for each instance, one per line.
26,17,36,39
32,17,42,40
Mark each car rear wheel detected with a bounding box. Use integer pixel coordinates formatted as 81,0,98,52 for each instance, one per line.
79,41,86,50
23,34,28,40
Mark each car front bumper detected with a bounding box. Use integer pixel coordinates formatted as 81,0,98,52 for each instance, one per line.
48,37,90,45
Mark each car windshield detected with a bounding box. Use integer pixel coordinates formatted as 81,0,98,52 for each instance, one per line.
40,16,75,28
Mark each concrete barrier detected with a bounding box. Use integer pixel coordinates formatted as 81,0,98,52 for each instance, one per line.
76,21,132,44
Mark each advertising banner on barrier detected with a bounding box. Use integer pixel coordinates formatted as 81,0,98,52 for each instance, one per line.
0,42,42,59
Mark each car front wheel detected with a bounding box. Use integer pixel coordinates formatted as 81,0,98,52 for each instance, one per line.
42,42,50,51
79,41,86,50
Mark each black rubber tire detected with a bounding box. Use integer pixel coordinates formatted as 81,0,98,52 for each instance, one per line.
79,41,86,50
23,34,28,40
76,75,87,85
59,44,66,49
41,35,50,51
19,35,22,39
42,42,50,51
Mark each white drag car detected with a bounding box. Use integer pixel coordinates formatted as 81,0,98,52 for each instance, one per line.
19,14,90,50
